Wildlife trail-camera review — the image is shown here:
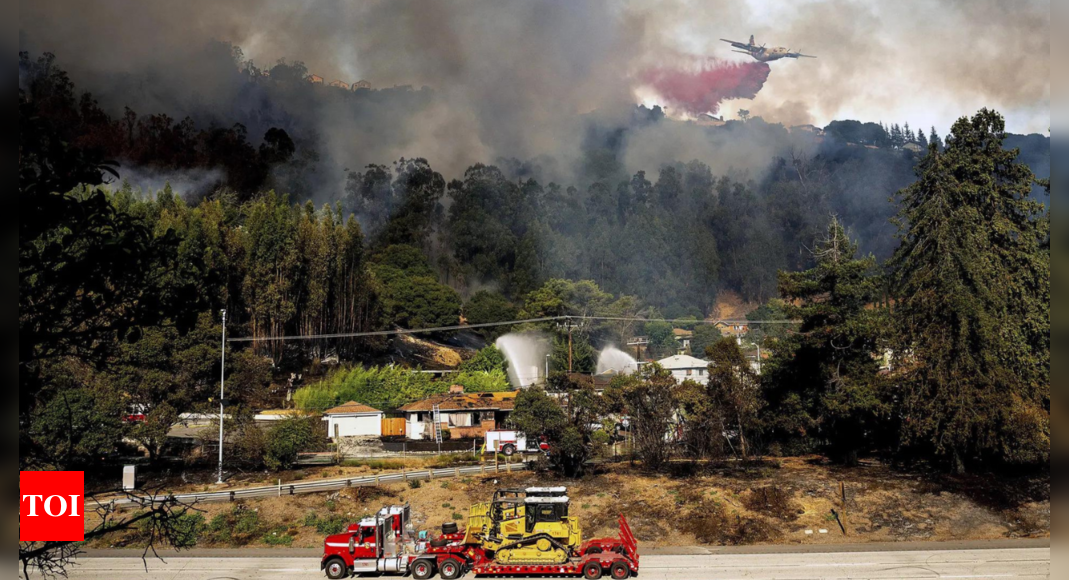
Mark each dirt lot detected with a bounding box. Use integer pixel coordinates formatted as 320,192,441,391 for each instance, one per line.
85,457,1048,550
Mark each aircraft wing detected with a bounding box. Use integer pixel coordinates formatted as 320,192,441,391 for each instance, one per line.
721,39,753,51
787,52,817,59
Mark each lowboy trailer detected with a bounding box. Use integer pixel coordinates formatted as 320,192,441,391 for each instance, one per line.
322,505,639,580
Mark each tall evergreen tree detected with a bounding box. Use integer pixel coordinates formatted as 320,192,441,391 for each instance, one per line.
917,128,929,149
763,218,886,465
929,126,944,151
889,109,1049,473
890,124,905,148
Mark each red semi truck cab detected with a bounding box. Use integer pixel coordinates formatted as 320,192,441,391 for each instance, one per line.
321,505,419,579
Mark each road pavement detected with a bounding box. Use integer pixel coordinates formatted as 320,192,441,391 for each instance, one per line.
32,544,1050,580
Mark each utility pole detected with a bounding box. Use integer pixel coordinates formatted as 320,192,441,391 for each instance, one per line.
217,309,227,485
557,318,583,374
568,325,574,373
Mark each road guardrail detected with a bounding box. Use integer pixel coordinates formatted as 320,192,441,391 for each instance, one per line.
108,462,530,509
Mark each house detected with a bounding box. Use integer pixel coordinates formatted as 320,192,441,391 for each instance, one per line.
716,321,749,339
329,80,350,90
323,402,384,439
656,354,711,384
673,329,694,353
351,80,372,91
308,74,325,84
399,390,517,441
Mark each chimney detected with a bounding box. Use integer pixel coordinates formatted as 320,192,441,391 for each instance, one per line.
449,384,465,394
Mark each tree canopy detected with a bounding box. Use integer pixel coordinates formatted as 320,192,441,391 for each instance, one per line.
888,109,1049,472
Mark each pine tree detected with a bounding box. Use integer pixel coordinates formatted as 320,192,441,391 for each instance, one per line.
764,218,886,465
890,124,905,148
929,126,944,151
917,128,929,149
904,122,915,144
889,109,1049,473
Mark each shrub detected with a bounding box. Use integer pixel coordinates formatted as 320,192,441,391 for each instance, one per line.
206,505,265,546
408,479,423,490
302,512,350,535
171,513,206,548
265,417,320,471
263,527,295,546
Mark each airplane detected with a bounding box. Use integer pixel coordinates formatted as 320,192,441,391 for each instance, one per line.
721,35,817,62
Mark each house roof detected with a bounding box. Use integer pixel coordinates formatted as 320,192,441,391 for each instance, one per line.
673,329,694,338
657,355,710,370
324,401,382,415
400,392,517,413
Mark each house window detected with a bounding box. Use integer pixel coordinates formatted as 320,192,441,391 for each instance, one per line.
448,413,474,428
698,369,705,376
686,369,693,377
479,411,495,423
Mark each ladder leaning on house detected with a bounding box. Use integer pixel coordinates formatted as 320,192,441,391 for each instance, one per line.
432,404,444,445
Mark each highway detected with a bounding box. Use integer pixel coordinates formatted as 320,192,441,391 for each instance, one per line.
36,544,1050,580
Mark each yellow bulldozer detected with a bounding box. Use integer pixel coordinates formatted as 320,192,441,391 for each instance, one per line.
464,487,582,565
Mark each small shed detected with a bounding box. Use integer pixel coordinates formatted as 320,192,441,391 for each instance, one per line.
324,402,384,439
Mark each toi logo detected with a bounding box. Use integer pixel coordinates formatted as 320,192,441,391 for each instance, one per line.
20,472,86,542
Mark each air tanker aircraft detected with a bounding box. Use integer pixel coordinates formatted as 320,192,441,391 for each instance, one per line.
721,35,817,62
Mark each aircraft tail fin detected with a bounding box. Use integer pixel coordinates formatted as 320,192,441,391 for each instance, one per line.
749,35,755,46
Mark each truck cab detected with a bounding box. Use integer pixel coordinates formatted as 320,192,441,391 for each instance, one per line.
322,505,415,579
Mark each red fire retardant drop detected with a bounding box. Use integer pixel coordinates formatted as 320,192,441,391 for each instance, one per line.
642,60,772,116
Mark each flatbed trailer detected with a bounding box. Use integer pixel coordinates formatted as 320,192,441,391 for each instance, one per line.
412,516,639,580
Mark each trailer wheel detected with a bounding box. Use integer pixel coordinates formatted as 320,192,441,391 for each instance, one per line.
583,561,604,580
439,559,463,580
324,558,349,580
610,561,631,580
412,560,435,580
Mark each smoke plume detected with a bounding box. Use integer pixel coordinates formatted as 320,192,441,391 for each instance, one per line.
19,0,1050,192
641,60,771,117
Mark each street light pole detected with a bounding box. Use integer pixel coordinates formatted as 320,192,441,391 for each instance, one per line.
217,309,227,485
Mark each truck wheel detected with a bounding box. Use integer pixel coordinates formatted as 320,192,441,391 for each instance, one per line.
439,559,463,580
583,561,603,580
324,558,349,580
610,561,631,580
412,560,435,580
502,444,516,457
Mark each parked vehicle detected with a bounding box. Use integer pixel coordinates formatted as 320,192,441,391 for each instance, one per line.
484,430,549,457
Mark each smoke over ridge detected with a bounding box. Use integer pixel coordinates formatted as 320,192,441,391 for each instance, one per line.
19,0,1050,194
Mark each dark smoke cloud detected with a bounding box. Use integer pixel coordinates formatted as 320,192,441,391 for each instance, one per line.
641,60,771,116
19,0,1049,192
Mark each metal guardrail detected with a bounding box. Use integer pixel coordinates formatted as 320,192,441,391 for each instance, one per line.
109,462,529,509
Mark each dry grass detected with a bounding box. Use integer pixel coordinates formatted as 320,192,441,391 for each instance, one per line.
85,457,1049,550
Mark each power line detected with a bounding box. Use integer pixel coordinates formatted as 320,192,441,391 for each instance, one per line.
226,315,799,344
226,316,568,343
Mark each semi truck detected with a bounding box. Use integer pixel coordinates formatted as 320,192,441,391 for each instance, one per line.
321,488,638,580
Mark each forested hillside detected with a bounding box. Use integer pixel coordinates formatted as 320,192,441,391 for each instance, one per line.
20,51,1049,476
